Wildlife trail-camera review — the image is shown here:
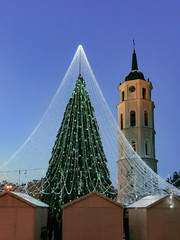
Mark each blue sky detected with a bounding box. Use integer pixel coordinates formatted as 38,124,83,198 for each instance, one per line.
0,0,179,178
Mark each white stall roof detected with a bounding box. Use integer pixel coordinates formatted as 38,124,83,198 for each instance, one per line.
13,192,49,207
127,195,168,208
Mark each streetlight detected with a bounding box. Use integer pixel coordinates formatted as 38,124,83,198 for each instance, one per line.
5,184,13,191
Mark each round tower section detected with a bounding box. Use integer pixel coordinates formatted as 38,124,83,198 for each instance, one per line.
117,47,158,203
117,79,157,172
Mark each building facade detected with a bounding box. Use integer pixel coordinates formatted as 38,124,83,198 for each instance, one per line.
117,47,158,203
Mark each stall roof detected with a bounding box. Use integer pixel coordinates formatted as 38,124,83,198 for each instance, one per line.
13,192,49,207
127,195,168,209
62,191,124,209
0,191,48,208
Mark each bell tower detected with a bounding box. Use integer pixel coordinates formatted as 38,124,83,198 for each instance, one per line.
117,43,158,202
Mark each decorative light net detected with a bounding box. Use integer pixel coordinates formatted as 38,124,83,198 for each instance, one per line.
0,45,179,204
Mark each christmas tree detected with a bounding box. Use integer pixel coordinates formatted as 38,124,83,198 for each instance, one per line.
41,74,115,214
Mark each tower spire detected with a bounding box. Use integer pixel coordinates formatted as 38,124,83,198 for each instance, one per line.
132,39,138,70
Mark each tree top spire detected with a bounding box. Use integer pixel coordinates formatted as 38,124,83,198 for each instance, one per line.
79,45,82,76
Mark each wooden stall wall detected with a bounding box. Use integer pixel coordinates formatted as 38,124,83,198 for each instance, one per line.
0,194,35,240
128,209,147,240
147,197,180,240
62,192,124,240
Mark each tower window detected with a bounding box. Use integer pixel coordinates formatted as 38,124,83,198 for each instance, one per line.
122,91,124,102
144,111,148,126
142,88,146,99
130,110,136,126
145,140,149,155
131,140,136,151
121,113,123,129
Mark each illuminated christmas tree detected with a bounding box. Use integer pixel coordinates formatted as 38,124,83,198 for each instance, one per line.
41,74,115,214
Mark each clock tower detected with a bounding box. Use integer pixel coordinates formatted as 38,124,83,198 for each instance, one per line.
117,44,158,202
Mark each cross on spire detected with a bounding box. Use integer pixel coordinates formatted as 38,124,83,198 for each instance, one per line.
133,39,135,52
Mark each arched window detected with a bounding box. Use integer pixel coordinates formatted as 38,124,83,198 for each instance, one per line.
122,91,124,102
144,111,148,126
131,140,136,151
130,110,136,126
142,88,146,99
145,140,149,155
121,113,123,129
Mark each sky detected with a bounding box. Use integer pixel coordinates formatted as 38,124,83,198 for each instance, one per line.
0,0,179,179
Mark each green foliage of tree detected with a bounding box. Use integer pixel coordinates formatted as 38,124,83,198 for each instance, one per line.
167,171,180,188
40,75,115,214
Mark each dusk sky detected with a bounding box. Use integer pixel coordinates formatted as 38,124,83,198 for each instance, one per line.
0,0,179,179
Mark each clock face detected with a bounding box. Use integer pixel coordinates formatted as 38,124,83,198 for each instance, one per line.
129,86,136,92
